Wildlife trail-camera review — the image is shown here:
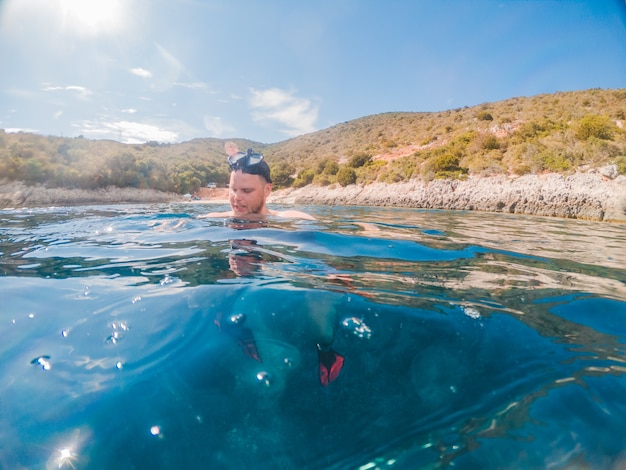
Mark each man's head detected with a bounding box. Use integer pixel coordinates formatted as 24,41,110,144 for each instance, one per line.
227,149,272,217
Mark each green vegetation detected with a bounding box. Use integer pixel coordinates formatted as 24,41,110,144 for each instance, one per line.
1,88,624,193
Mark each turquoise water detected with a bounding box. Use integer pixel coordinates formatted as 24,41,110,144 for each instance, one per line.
1,203,625,469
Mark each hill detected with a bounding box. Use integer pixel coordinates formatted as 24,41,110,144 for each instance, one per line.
1,88,625,218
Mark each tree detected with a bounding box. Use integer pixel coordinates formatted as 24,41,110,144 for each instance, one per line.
108,153,139,187
271,162,295,188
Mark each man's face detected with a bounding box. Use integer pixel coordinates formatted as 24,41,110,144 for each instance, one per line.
228,170,271,216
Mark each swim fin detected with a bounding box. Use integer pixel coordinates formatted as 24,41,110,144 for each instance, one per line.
317,347,344,386
215,312,262,362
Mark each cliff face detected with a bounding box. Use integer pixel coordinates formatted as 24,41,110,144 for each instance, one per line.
270,169,626,222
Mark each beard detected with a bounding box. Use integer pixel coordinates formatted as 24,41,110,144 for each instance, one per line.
231,197,265,216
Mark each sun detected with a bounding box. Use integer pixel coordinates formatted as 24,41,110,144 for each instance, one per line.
59,0,124,36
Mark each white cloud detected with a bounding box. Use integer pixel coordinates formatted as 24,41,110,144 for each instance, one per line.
249,87,318,136
121,108,137,114
203,116,234,137
79,120,179,144
175,81,210,90
5,127,39,134
42,84,93,99
53,110,63,120
130,67,152,78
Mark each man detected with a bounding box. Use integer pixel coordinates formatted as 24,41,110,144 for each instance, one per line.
200,148,315,220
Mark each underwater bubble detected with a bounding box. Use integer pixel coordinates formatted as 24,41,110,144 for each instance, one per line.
341,317,372,339
112,321,129,331
31,355,52,370
228,313,246,325
28,313,35,319
116,361,123,370
461,306,481,319
49,446,78,470
150,425,163,437
256,371,272,386
106,325,126,343
132,296,142,304
61,329,69,338
283,357,294,367
160,274,173,286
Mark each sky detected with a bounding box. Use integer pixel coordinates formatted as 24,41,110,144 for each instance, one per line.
0,0,625,145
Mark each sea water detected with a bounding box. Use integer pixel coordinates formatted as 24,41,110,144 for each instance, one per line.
1,203,625,469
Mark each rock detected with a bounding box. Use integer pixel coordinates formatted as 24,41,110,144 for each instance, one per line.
598,164,619,180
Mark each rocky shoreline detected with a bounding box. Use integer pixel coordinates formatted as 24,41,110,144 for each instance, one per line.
3,169,625,223
270,170,626,223
0,182,178,209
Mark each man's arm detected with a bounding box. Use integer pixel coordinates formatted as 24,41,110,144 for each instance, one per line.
269,209,316,220
198,210,234,218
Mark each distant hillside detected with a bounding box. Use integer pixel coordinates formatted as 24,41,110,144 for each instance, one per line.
1,88,625,194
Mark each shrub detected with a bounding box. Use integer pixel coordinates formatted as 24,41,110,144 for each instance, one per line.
336,166,357,186
349,153,371,168
515,118,560,141
322,159,339,175
423,153,468,179
293,169,314,188
425,154,461,173
477,111,493,121
482,135,500,150
575,115,615,141
540,152,572,172
313,174,332,186
614,156,626,174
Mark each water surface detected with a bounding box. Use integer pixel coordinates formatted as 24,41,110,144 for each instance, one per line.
1,204,625,469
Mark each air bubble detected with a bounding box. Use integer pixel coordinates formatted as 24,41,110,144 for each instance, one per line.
256,371,272,386
106,322,128,344
228,313,246,325
31,355,52,370
112,321,129,331
341,317,372,339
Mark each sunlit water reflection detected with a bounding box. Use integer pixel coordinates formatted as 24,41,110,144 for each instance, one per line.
1,204,625,469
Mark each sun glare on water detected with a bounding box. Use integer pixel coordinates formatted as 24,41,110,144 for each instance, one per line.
59,0,124,35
